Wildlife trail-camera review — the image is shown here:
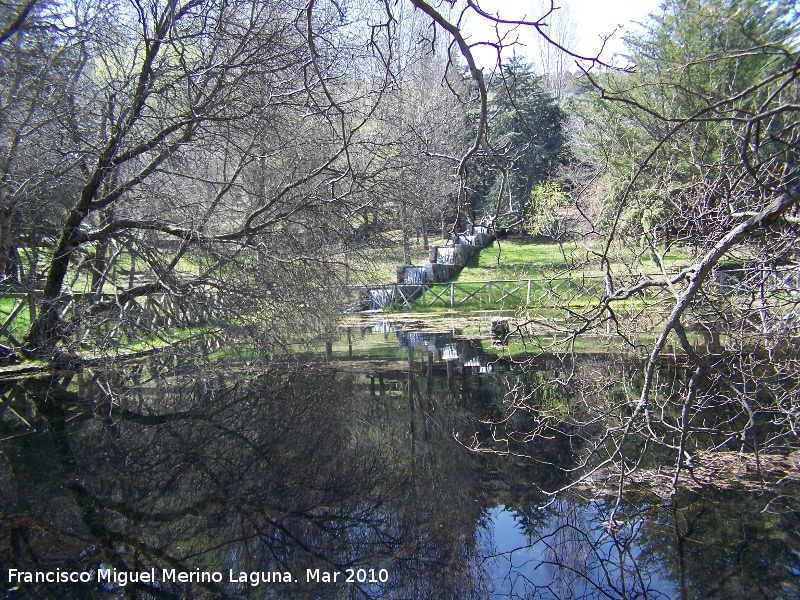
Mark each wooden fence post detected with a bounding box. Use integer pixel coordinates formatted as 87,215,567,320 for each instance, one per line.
28,290,36,324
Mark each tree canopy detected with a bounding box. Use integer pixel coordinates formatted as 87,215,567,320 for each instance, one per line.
1,0,800,570
573,0,799,243
468,59,567,226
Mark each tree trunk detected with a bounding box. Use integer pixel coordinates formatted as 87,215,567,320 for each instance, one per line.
400,197,411,265
91,209,112,298
24,200,94,355
6,246,20,283
402,218,411,265
0,207,11,280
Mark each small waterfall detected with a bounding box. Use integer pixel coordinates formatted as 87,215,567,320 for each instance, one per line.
371,320,395,334
403,331,429,347
404,267,425,285
436,247,455,265
368,288,393,310
440,344,459,361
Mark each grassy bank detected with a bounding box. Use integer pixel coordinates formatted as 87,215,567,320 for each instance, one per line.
455,236,690,282
399,236,690,313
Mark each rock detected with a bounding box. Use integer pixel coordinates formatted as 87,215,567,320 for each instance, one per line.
490,316,510,339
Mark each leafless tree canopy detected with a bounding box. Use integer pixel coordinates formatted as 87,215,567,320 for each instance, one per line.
0,0,470,356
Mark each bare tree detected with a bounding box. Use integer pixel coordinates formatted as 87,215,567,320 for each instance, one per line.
0,0,608,361
530,0,576,101
0,0,85,282
3,0,404,357
368,5,465,263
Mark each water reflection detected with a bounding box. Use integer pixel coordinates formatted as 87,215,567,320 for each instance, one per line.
485,490,800,600
365,319,493,372
1,338,798,599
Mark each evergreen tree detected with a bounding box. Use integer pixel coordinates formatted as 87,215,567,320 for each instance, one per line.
468,59,567,226
573,0,799,243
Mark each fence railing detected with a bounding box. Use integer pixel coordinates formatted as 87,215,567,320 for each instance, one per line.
418,277,613,309
0,288,220,347
1,268,796,345
349,276,613,311
716,267,800,296
352,268,800,312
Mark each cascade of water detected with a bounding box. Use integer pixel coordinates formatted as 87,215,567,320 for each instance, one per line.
368,289,393,310
371,320,395,334
404,267,425,285
440,344,459,361
436,247,455,265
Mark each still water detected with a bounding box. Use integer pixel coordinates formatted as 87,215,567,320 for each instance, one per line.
1,319,798,599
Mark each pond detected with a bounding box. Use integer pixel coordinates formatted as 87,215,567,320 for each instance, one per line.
1,318,798,599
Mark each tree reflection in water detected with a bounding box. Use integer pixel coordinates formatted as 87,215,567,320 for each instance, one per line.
0,346,798,599
0,362,488,599
483,489,800,599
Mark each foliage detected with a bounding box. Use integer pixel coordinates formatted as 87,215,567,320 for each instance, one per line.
468,60,568,223
525,181,570,239
484,0,800,504
413,0,800,508
573,0,799,243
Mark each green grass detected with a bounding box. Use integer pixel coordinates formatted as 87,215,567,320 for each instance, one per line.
454,237,572,282
0,296,31,339
400,236,691,314
454,237,691,284
0,235,692,358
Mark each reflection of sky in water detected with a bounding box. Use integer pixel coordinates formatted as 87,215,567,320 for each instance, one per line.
333,320,800,599
483,505,679,599
483,506,548,599
6,330,799,599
